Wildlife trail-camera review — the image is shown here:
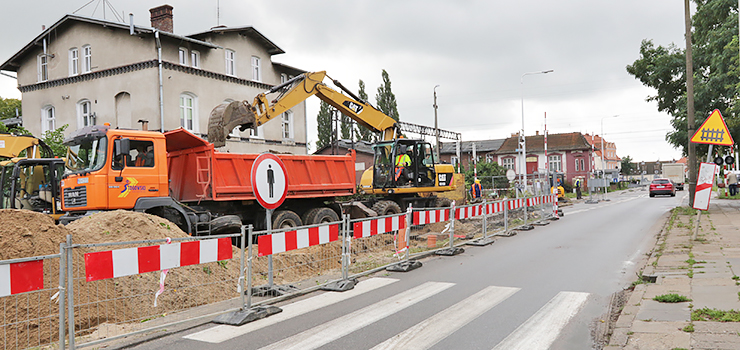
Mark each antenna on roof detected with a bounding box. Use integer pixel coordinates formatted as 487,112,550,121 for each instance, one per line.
217,0,221,26
73,0,125,23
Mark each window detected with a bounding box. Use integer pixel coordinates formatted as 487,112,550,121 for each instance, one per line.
549,155,562,172
249,124,264,139
191,50,200,68
82,45,92,73
77,100,93,128
450,156,459,168
41,106,55,133
251,56,261,81
502,157,515,170
225,49,236,76
128,140,155,168
179,47,188,65
282,110,294,140
69,48,79,76
574,158,585,172
486,154,494,163
37,54,48,82
179,93,196,131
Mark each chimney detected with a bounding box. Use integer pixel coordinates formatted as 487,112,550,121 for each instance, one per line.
150,5,174,33
138,119,149,131
535,130,540,136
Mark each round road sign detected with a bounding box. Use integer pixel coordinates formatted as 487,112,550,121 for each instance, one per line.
506,169,516,181
251,153,288,210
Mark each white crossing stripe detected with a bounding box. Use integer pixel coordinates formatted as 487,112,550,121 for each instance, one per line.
257,281,455,350
491,291,589,350
371,286,520,350
184,277,398,343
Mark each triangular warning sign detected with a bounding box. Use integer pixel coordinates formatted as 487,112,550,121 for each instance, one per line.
690,109,734,146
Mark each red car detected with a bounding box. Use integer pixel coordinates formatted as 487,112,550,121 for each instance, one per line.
649,178,676,197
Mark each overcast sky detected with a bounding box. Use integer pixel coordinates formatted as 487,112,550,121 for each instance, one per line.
0,0,690,162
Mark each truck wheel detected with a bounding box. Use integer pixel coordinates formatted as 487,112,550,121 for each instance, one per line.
210,215,242,234
303,207,340,225
372,200,401,216
273,210,303,229
156,207,189,234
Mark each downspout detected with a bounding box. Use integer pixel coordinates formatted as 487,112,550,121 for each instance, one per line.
155,30,165,132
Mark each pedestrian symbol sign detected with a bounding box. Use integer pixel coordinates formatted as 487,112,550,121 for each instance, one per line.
690,109,734,146
251,153,288,210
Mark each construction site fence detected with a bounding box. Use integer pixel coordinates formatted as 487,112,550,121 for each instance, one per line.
0,194,559,350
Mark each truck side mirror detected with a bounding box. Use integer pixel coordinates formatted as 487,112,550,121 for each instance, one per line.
114,138,130,157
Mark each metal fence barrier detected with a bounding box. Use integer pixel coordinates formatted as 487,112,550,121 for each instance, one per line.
0,194,559,350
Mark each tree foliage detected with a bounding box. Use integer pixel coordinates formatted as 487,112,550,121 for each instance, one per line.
356,79,375,142
42,124,69,158
620,155,634,175
462,161,508,189
340,114,352,140
375,70,400,122
626,0,738,157
316,101,333,150
0,97,21,120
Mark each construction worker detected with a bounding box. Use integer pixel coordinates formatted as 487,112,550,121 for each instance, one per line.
394,146,412,182
574,177,583,199
470,178,482,202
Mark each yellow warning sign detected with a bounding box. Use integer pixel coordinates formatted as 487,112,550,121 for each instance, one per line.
690,109,734,146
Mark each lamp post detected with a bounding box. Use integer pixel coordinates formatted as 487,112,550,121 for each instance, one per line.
434,85,440,161
600,114,619,200
520,70,553,196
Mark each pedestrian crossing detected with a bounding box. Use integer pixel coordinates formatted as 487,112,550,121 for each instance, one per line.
185,277,590,350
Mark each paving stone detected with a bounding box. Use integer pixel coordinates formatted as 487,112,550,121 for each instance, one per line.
608,327,630,347
693,321,740,334
624,332,690,350
692,285,740,310
631,320,687,333
642,284,691,300
635,299,691,322
691,333,740,350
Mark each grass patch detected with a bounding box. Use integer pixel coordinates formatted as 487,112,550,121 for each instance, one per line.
682,323,694,332
692,308,740,322
653,293,692,303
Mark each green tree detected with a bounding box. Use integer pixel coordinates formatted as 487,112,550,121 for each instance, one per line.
375,70,400,122
340,114,352,140
0,97,22,120
42,124,69,158
626,0,738,157
356,79,375,142
463,161,508,189
621,155,634,175
316,101,333,150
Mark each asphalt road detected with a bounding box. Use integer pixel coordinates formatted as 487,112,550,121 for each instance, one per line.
129,188,683,350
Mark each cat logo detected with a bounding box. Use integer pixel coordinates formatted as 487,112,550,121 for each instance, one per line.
342,101,364,114
118,177,146,198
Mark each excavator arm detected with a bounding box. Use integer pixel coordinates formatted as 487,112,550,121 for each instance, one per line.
0,133,53,159
208,71,399,147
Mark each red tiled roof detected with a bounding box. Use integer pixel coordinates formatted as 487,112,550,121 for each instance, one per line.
492,132,592,155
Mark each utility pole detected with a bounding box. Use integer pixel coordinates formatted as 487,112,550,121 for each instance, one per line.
434,85,440,161
685,0,697,205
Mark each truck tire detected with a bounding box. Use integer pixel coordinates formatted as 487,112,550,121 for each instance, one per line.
372,200,401,216
210,215,242,234
272,210,303,229
303,207,340,225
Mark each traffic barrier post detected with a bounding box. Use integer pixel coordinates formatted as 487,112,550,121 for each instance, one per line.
386,205,422,272
436,201,464,256
322,215,359,290
469,199,495,246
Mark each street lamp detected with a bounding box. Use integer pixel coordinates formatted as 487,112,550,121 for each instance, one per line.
601,114,619,200
520,69,553,196
433,85,440,161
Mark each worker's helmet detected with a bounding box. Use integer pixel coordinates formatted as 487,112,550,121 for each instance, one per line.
475,178,480,184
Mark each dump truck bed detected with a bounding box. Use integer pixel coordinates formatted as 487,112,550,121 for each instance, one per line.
165,129,356,203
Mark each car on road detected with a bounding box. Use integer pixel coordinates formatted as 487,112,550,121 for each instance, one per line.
649,178,676,197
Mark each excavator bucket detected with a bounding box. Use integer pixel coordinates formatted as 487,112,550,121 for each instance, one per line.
207,100,257,148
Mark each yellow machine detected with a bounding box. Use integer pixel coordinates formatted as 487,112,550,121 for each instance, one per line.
0,133,65,220
208,71,458,214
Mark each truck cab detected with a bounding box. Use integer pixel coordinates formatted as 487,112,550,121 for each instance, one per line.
60,125,175,221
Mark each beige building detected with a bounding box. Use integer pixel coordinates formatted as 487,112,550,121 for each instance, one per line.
0,5,307,154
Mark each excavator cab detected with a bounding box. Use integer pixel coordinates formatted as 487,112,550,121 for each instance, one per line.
373,139,437,189
0,158,65,220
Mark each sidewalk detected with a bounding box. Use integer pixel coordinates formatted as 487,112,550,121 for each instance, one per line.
608,197,740,349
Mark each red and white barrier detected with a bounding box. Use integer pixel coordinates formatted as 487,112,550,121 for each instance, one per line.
486,201,505,214
455,204,484,220
0,260,44,297
412,209,450,225
85,238,233,282
507,198,526,210
353,215,407,239
526,196,543,206
258,224,340,256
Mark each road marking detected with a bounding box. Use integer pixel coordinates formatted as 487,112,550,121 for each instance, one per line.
491,291,589,350
184,277,398,343
371,286,520,350
257,281,455,350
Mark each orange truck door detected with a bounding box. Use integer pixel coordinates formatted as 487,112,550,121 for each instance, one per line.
108,140,162,209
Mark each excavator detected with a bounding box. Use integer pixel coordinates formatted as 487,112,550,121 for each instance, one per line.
208,71,457,215
0,133,65,220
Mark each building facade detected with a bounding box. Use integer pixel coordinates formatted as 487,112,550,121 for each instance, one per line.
0,5,307,154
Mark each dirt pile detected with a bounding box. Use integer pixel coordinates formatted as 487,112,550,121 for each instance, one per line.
0,209,70,259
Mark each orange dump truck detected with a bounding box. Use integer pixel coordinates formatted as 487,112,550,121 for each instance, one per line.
59,125,355,234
